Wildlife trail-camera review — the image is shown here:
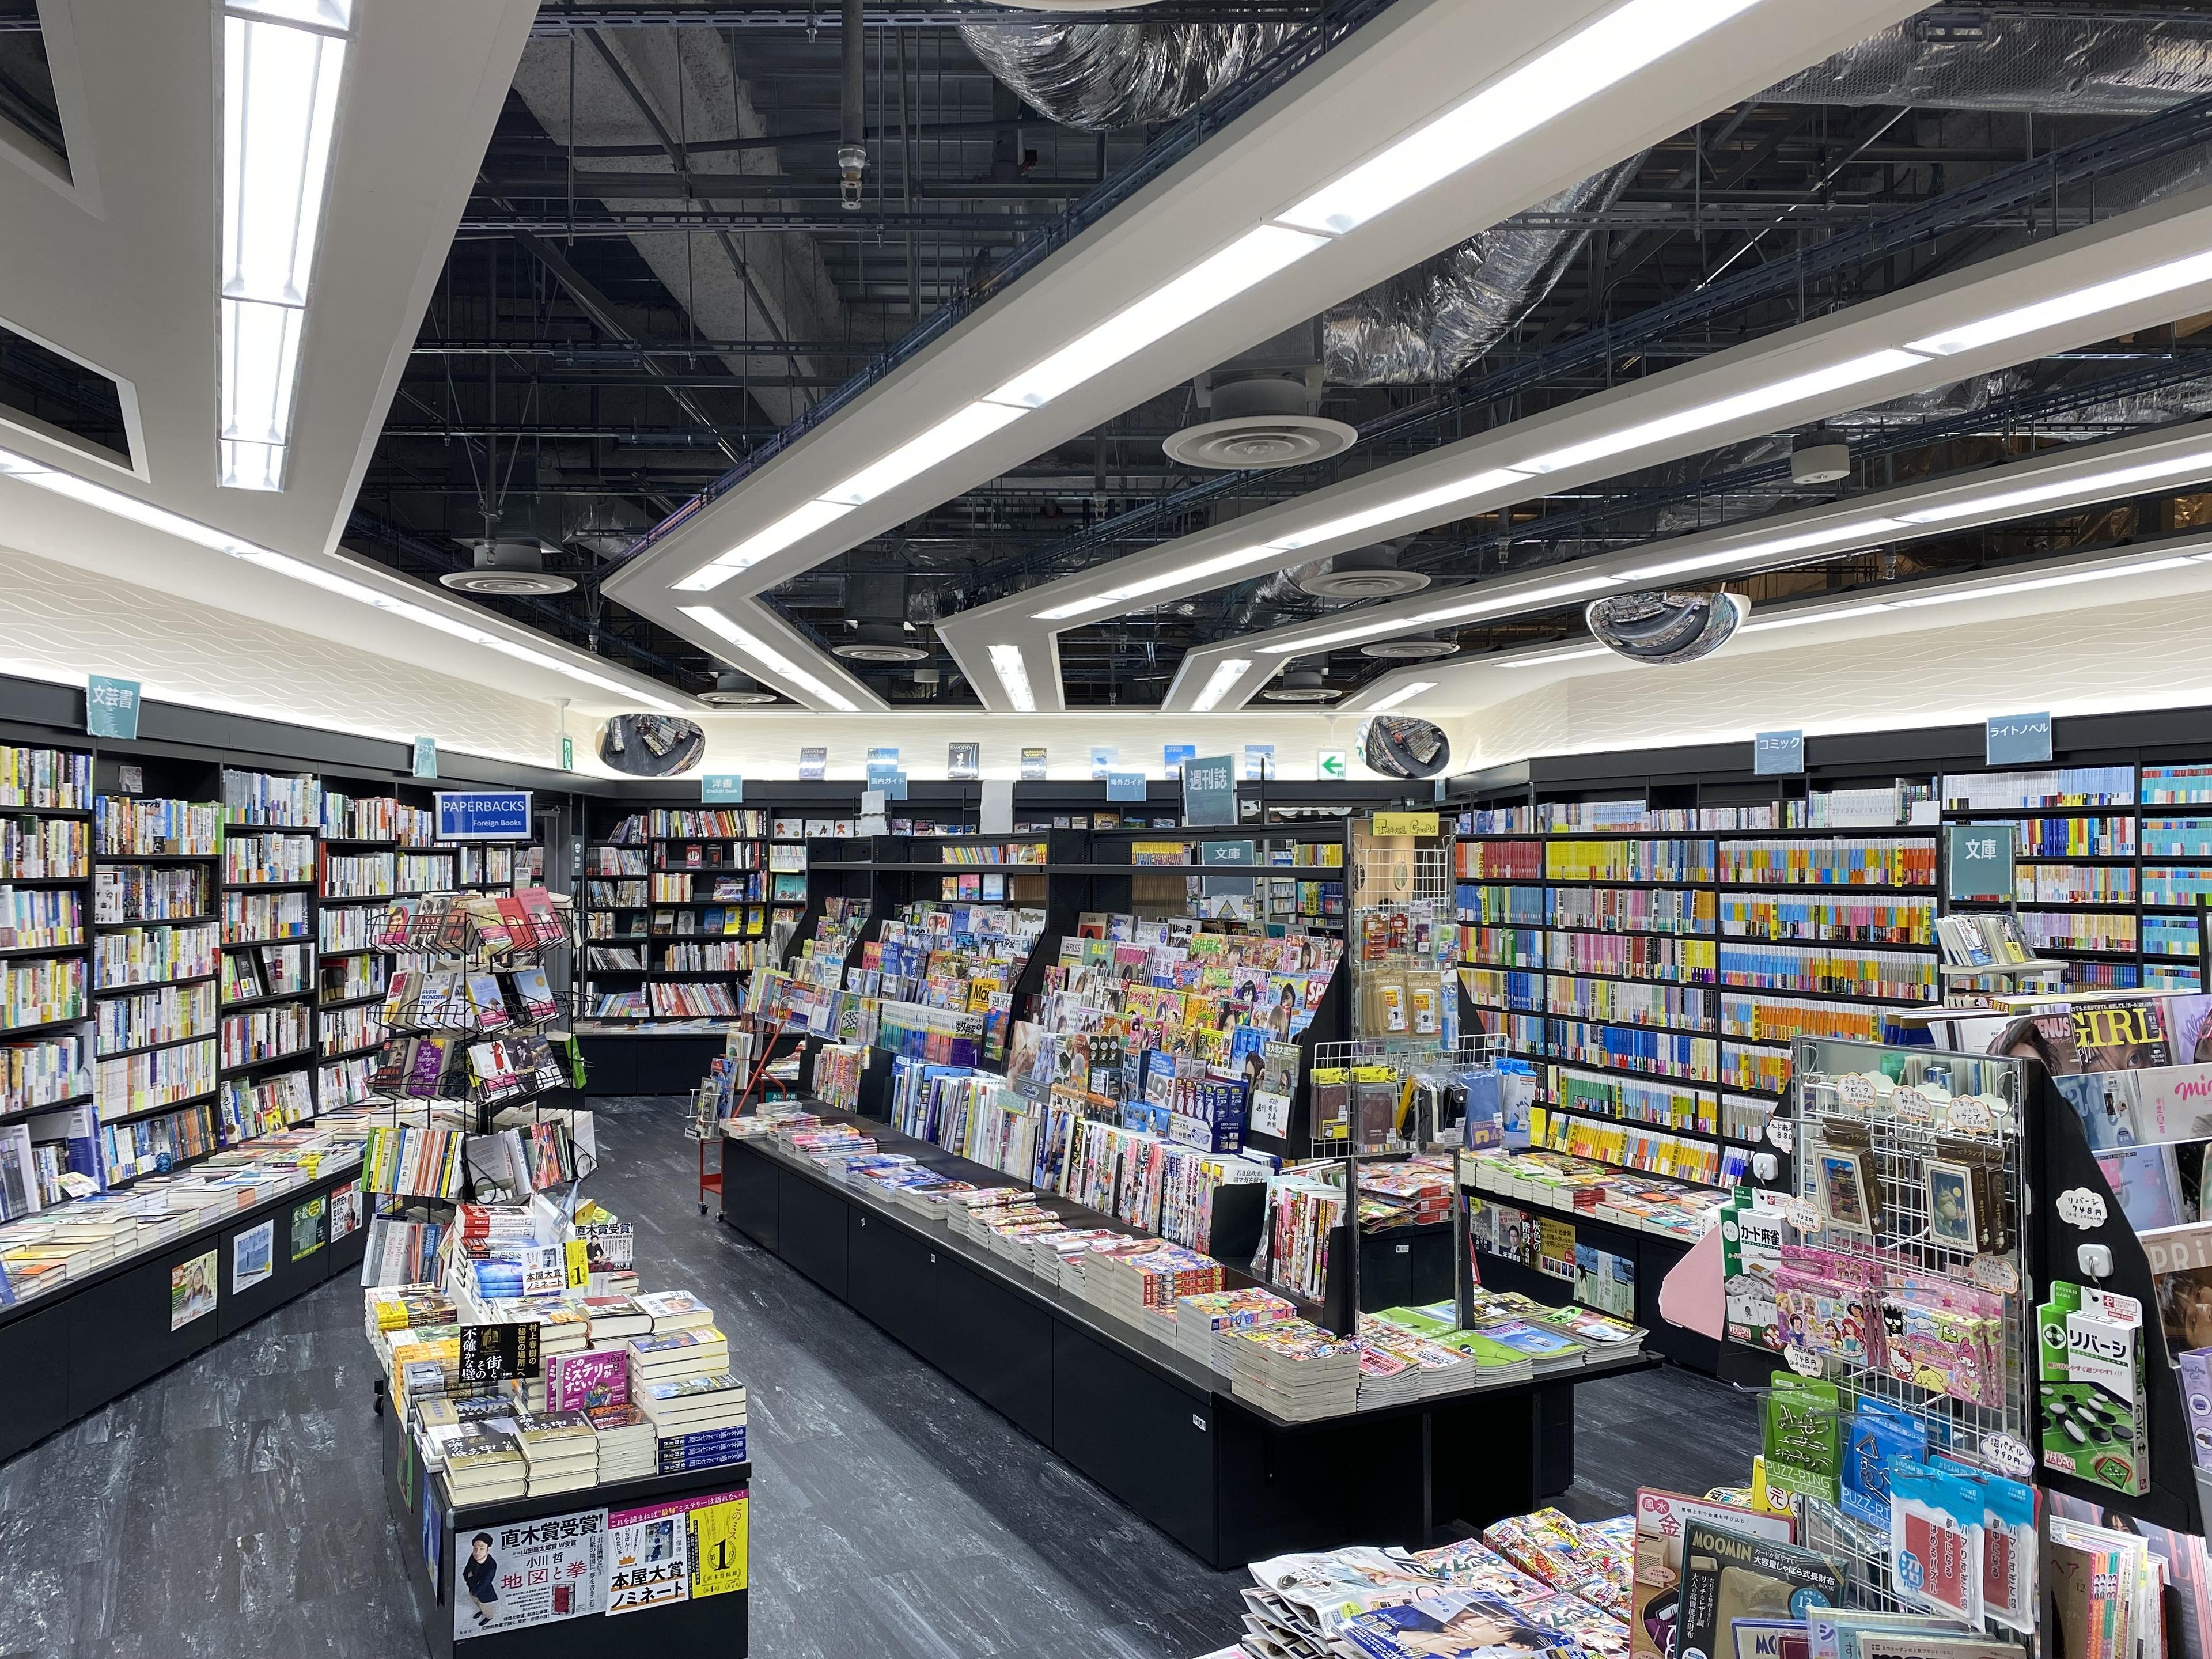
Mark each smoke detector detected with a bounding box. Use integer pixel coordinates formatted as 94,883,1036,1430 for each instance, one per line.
1361,634,1459,660
440,539,577,596
1791,429,1852,486
1261,666,1342,703
1163,321,1355,471
1295,544,1431,599
832,621,929,663
698,671,778,706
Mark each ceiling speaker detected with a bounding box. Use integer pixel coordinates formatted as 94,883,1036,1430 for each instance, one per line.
1585,590,1747,665
698,672,778,706
440,539,577,596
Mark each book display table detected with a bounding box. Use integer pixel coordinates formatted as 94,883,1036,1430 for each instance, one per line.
0,1155,369,1459
381,1406,750,1658
721,1112,1652,1567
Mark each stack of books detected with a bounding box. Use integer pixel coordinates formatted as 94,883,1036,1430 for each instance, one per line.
628,1326,729,1392
639,1374,749,1473
634,1289,717,1332
1472,1318,1590,1376
442,1426,528,1505
513,1408,597,1497
1084,1244,1224,1337
1226,1321,1361,1421
1171,1287,1298,1374
583,1296,653,1345
586,1403,656,1482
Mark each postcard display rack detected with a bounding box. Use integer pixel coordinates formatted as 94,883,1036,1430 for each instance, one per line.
0,749,373,1459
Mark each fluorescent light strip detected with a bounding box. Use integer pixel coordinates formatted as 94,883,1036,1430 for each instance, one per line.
1361,680,1436,713
1910,248,2212,358
676,499,857,592
1899,446,2212,526
683,229,1327,594
1884,558,2194,607
988,227,1327,411
1278,0,1765,236
988,643,1037,713
1619,518,1908,582
1502,646,1610,668
678,605,861,711
0,445,677,709
1515,350,1926,477
218,7,347,491
1191,658,1254,713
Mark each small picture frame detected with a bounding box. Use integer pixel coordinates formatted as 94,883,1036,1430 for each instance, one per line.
1926,1159,1979,1251
1817,1146,1876,1234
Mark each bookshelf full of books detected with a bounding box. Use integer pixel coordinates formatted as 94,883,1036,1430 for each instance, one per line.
582,807,808,1023
315,785,427,1113
217,768,321,1150
1455,786,1945,1200
88,789,226,1184
0,745,96,1222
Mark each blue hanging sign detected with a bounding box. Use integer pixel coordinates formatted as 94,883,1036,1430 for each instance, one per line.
85,675,140,740
1106,771,1146,802
1753,729,1803,776
1183,754,1237,827
702,774,745,804
1985,711,2052,767
434,790,531,840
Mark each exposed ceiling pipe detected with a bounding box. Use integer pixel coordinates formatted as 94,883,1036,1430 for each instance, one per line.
839,0,868,210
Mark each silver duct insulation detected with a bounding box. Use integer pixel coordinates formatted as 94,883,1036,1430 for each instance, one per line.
1762,16,2212,113
1323,158,1643,385
955,19,1296,131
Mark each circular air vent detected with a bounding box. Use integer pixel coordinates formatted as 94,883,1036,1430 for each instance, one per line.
1360,635,1459,660
1163,413,1358,472
1585,590,1748,665
439,539,577,596
1260,667,1341,703
831,622,929,664
1295,545,1430,600
698,672,778,706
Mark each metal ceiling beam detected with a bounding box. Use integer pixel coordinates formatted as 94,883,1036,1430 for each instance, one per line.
508,229,747,465
475,172,1090,199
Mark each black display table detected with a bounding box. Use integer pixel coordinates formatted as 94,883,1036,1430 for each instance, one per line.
381,1404,750,1657
0,1156,369,1461
722,1115,1652,1567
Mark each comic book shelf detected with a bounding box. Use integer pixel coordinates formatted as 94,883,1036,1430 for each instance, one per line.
720,1106,1649,1569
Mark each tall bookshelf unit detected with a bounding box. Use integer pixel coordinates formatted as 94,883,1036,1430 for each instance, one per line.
581,805,807,1023
2,747,97,1203
215,768,321,1148
90,771,226,1183
1456,783,1944,1198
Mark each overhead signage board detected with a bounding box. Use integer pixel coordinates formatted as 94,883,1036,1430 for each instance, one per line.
435,790,532,841
1182,754,1237,827
1753,730,1804,776
1985,711,2052,767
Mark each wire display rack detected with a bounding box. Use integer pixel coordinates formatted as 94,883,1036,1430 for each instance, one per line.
1785,1035,2033,1641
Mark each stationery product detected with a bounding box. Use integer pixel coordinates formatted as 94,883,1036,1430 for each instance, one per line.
1813,1118,1878,1235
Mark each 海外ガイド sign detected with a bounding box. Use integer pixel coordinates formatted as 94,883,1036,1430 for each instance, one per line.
435,790,531,840
1106,771,1146,802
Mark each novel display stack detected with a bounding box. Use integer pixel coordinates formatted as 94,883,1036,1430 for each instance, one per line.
1455,785,1944,1199
582,808,806,1024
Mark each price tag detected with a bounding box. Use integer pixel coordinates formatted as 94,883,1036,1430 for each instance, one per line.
1946,1096,1993,1134
1785,1344,1825,1378
1895,1086,1933,1125
2056,1188,2109,1229
1766,1117,1795,1153
1982,1433,2035,1478
1783,1198,1823,1235
1839,1074,1877,1109
1969,1255,2021,1295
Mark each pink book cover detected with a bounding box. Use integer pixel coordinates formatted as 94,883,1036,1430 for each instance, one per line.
547,1348,629,1412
